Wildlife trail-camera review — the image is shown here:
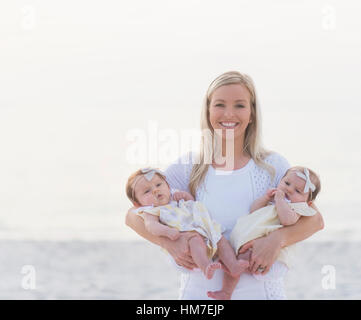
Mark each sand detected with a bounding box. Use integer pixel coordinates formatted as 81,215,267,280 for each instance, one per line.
0,239,359,300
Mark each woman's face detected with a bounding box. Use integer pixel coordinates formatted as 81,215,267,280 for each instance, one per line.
208,84,253,142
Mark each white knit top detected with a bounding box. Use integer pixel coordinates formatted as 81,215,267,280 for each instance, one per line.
163,151,291,299
165,152,289,195
164,151,290,233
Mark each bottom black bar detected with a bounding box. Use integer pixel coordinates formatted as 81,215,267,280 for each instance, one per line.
0,300,358,318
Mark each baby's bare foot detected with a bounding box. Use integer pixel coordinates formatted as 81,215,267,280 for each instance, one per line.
205,262,222,280
207,290,231,300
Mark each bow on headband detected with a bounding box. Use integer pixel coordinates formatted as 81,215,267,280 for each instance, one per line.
295,168,316,193
140,167,164,181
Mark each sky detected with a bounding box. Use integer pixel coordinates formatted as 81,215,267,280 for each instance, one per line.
0,0,360,241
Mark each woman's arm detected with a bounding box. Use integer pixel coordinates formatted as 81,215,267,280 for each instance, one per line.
125,208,163,246
142,212,180,240
125,208,197,269
277,205,324,248
241,205,324,274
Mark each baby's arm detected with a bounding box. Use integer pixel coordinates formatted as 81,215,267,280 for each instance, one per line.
250,188,276,213
142,212,180,240
274,190,301,226
173,190,195,202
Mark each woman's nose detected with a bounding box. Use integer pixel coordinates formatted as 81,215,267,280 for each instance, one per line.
223,106,235,117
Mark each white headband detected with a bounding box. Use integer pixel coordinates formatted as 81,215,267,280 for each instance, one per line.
131,168,165,200
295,168,316,193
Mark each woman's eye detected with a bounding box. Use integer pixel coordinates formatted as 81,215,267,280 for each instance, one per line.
144,190,150,194
236,104,245,108
215,103,224,107
156,183,161,187
285,182,290,186
296,190,300,194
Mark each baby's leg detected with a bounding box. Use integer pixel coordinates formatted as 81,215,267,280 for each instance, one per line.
237,247,252,263
207,247,252,300
217,236,249,277
188,234,221,280
207,272,240,300
143,212,179,240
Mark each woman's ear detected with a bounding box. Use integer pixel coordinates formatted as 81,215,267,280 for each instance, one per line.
308,200,313,206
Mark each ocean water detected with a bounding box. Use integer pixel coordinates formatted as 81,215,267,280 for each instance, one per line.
0,199,360,242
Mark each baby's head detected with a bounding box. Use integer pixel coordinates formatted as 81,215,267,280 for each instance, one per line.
126,168,171,207
278,166,321,204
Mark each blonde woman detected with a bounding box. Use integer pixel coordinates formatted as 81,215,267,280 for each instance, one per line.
125,71,324,299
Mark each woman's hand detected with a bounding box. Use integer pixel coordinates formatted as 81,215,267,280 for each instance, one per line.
161,232,198,270
238,230,283,275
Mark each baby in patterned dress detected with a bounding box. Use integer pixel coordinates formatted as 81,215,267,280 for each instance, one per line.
126,167,249,280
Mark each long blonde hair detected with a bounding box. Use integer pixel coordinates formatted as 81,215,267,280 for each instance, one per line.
189,71,275,197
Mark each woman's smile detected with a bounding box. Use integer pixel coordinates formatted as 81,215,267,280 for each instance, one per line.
219,121,239,129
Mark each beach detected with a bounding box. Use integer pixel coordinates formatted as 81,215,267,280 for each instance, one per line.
0,239,359,300
1,0,361,303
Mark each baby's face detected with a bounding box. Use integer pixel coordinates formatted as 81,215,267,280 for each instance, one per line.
133,174,171,207
278,171,310,203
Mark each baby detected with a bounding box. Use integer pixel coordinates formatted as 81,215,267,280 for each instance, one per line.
207,166,321,300
126,167,249,280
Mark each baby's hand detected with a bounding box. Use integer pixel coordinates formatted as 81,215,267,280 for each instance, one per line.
266,188,277,201
274,189,285,200
173,191,185,202
173,191,194,202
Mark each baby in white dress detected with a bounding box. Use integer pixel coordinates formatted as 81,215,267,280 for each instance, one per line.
207,166,321,300
126,168,249,280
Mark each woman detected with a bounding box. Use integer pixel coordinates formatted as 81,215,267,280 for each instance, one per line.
126,71,324,299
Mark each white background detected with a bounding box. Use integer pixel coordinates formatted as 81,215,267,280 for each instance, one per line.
1,0,360,241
